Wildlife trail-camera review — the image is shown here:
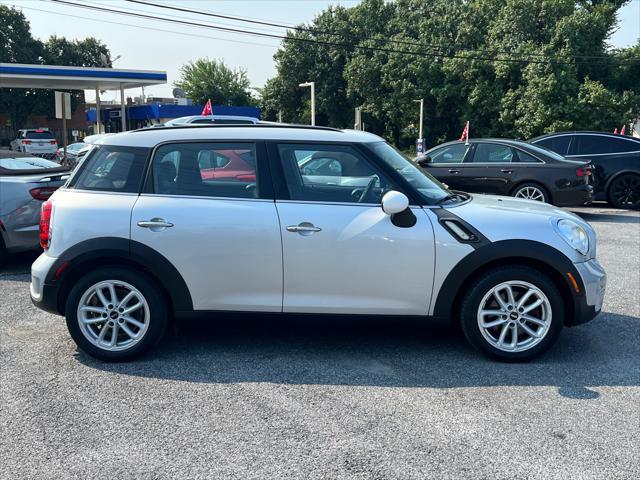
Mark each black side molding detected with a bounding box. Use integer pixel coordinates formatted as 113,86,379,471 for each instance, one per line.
45,237,193,314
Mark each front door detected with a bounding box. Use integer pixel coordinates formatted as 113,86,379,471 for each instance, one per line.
423,143,471,190
273,142,435,315
131,141,282,312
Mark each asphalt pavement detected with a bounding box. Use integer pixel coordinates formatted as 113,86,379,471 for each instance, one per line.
1,205,638,479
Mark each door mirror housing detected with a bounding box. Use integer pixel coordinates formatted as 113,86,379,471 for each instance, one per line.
381,191,409,215
417,155,432,167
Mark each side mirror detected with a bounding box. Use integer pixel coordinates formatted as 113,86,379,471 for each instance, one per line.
417,155,432,167
381,191,409,215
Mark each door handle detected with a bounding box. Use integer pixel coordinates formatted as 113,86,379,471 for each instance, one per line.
448,169,461,174
501,169,513,174
137,218,174,229
286,222,322,235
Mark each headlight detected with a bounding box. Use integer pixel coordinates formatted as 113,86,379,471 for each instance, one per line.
556,219,589,255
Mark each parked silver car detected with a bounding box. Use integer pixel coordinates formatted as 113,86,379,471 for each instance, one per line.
153,115,260,128
0,153,69,265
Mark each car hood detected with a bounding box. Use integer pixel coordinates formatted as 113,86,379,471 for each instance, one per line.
444,194,594,261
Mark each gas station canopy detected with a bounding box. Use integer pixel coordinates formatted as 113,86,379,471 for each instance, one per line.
0,63,167,90
0,63,167,133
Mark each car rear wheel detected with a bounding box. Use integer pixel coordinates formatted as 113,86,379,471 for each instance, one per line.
65,266,168,361
459,266,564,361
0,236,8,267
512,183,548,203
608,173,640,210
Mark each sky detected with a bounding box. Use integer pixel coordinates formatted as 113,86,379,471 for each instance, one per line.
3,0,639,104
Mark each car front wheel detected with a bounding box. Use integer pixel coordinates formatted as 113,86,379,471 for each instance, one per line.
459,266,564,361
65,266,168,361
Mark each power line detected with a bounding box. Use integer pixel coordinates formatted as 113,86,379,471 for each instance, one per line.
125,0,639,62
15,4,280,50
47,0,640,66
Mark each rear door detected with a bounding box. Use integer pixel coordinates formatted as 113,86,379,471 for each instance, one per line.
422,143,471,190
464,142,518,194
130,141,283,312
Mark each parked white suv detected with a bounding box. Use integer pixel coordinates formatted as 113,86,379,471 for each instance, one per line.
30,125,606,362
10,129,58,159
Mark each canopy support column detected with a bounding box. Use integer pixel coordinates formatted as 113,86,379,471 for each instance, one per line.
95,87,102,134
120,83,127,132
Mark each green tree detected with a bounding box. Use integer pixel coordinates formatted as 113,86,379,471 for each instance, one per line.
262,0,639,148
0,5,112,131
175,58,254,106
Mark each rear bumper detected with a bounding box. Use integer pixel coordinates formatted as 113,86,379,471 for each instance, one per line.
30,253,62,315
553,184,593,207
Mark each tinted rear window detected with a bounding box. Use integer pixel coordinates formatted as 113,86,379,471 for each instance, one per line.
25,131,54,139
69,145,150,193
535,136,571,155
571,135,640,155
0,157,60,170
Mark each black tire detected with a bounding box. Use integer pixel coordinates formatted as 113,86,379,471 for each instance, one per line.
511,183,550,203
65,266,168,361
607,173,640,210
459,265,564,362
0,235,8,268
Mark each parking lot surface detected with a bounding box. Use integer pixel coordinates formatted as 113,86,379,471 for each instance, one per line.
1,205,639,479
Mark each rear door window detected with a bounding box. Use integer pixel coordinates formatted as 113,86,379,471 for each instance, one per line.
469,143,514,163
569,135,638,155
151,142,259,199
69,145,150,193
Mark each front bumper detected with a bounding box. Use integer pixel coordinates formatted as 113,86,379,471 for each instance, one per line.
572,258,606,325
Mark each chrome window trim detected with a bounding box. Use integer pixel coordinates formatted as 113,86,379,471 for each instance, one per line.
140,193,271,203
275,199,421,208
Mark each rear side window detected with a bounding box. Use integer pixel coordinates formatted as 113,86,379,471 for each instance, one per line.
69,145,150,193
570,135,639,155
514,150,543,163
151,142,258,199
25,130,54,139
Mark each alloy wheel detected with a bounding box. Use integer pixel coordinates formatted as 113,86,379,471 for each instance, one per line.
477,281,552,353
514,186,546,202
611,175,640,209
77,280,150,352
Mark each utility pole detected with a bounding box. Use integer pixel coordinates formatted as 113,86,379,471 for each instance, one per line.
299,81,315,126
354,107,362,130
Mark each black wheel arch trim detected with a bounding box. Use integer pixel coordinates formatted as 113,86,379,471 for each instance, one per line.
44,237,193,314
433,239,586,324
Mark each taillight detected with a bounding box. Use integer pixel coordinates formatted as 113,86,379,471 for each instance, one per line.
576,167,591,177
39,201,53,250
22,140,31,145
50,140,57,145
30,187,58,201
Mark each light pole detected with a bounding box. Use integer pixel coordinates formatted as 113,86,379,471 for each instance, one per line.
299,81,315,126
414,98,424,140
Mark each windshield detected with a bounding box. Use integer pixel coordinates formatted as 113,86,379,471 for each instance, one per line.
367,141,451,203
0,157,60,170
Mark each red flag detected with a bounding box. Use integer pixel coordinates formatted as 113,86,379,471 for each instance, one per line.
460,121,469,144
620,125,626,135
201,99,212,116
613,128,618,134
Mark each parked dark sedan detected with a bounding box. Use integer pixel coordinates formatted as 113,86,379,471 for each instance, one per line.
420,139,593,206
530,131,640,209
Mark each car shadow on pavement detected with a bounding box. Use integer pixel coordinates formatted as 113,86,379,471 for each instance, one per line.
76,311,640,398
0,250,39,278
573,211,639,224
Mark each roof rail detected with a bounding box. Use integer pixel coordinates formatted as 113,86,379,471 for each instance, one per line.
131,123,343,134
